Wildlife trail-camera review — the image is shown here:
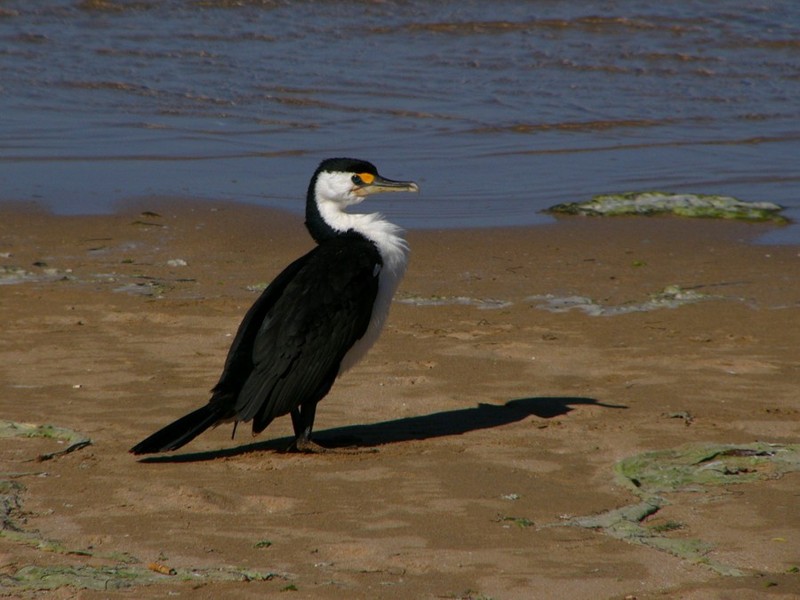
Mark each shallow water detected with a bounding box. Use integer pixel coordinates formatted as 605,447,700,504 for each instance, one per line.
1,1,799,241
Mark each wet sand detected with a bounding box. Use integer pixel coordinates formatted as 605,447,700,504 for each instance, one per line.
1,201,799,599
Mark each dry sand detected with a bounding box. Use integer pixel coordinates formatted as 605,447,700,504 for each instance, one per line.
1,200,798,599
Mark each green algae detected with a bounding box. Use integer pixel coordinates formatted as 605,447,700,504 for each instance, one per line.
0,420,280,593
397,283,727,317
396,294,512,309
1,480,24,533
0,420,92,461
1,564,276,592
546,192,788,223
3,565,149,591
614,442,800,495
556,442,800,576
0,265,74,285
528,284,714,317
499,515,535,528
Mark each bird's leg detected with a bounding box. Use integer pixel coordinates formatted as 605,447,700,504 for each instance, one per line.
290,403,315,440
288,403,376,454
290,407,303,438
289,403,329,453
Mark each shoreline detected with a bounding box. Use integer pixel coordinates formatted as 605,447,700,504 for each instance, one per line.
1,198,799,598
2,192,797,242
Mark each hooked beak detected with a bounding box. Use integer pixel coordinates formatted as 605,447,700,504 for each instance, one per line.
356,175,419,197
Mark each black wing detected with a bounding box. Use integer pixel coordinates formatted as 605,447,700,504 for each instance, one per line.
211,250,311,402
213,234,381,433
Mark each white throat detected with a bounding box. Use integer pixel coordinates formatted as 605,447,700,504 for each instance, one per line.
313,175,410,373
314,175,409,280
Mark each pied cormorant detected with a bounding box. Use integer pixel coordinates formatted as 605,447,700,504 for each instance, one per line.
130,158,418,454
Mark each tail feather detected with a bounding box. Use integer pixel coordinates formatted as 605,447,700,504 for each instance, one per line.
130,403,228,455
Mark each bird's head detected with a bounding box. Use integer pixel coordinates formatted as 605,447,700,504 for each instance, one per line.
306,158,419,241
310,157,419,209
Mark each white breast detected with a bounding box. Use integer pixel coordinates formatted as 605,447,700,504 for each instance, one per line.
338,214,409,374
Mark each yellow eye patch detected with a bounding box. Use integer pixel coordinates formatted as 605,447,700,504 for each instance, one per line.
357,172,375,185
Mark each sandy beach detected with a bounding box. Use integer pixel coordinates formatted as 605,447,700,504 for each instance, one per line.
1,200,798,599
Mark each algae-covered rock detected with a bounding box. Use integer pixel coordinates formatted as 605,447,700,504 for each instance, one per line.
546,192,788,223
555,442,800,576
614,442,800,495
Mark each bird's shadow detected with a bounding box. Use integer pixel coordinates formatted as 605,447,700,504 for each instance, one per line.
137,396,627,464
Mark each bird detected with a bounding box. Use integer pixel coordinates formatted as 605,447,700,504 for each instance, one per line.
130,158,419,455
